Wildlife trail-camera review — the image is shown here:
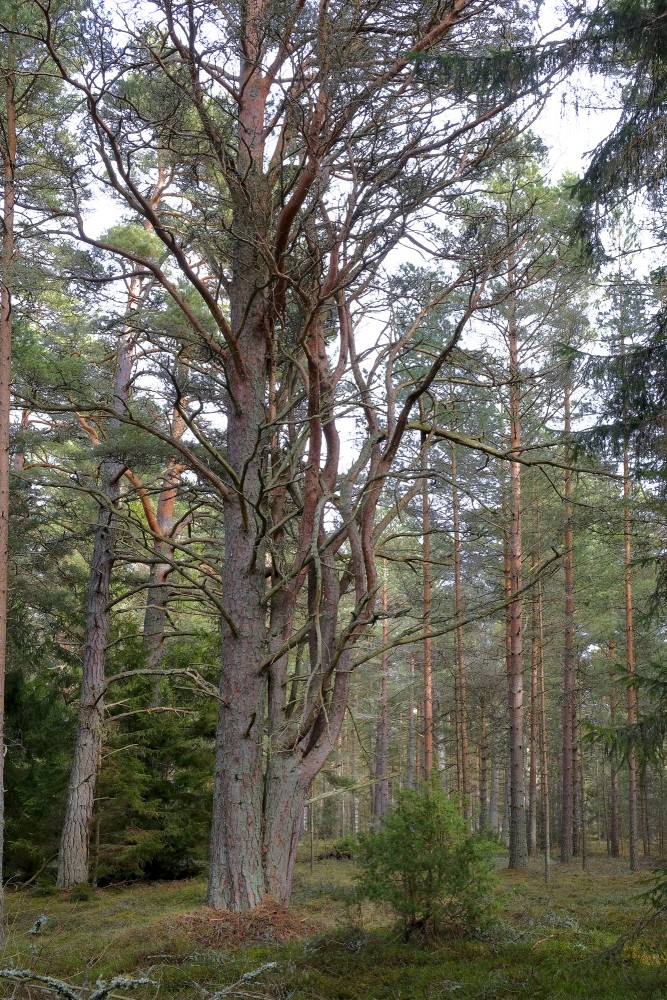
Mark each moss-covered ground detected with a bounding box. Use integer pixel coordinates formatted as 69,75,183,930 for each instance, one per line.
1,850,665,999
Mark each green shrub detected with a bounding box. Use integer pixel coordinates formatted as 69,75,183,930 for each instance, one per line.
356,781,496,939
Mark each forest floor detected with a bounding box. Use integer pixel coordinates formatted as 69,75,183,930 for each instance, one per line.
1,848,665,999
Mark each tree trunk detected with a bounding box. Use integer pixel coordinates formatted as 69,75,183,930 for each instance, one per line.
372,577,389,824
641,771,650,859
506,255,527,869
57,299,137,888
0,36,17,933
572,664,582,858
451,442,470,817
406,654,416,789
561,372,576,864
489,763,500,834
528,551,539,856
608,642,621,858
422,442,433,778
479,698,489,833
623,438,640,872
208,356,271,909
538,575,551,882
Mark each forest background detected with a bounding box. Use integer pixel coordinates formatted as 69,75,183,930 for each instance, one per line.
2,1,667,991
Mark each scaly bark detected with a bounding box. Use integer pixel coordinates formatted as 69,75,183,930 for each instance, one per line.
57,299,136,888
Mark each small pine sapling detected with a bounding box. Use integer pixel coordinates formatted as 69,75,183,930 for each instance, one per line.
356,780,496,939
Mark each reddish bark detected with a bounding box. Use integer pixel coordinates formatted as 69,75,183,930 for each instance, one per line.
37,0,538,909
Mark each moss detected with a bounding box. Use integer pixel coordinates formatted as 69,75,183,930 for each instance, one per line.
1,853,664,999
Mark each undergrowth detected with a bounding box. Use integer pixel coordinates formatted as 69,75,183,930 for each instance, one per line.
1,852,664,999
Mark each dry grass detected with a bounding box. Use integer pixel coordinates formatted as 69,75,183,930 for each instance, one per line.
176,897,315,948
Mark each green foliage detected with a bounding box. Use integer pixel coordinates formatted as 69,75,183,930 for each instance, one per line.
356,781,496,939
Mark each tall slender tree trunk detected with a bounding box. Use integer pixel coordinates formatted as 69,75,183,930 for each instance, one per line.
57,290,138,888
422,441,433,778
641,771,650,859
372,576,389,824
489,763,500,834
528,551,539,856
561,371,576,864
406,654,416,789
479,697,489,832
0,36,17,934
608,642,621,858
506,255,527,869
538,575,551,882
451,442,470,816
572,664,582,857
623,438,640,872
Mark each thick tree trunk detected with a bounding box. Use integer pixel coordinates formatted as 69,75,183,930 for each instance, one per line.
0,39,17,933
561,373,576,864
208,365,269,909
